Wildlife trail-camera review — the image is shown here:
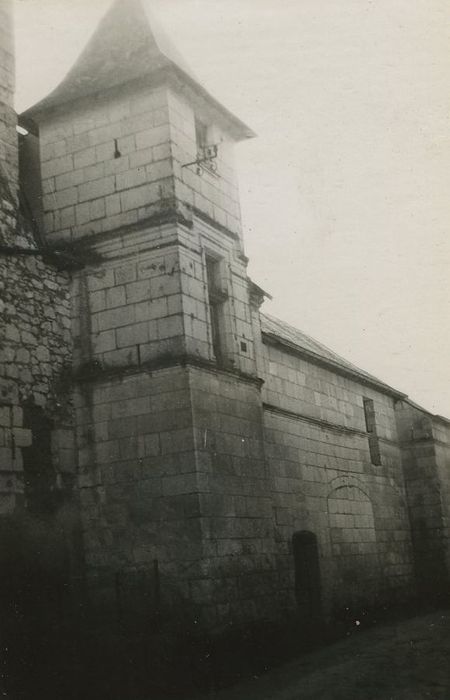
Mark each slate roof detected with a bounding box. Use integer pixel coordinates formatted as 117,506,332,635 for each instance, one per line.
22,0,255,140
260,312,405,397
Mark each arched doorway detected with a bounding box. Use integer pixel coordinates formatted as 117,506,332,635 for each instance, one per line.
292,530,322,620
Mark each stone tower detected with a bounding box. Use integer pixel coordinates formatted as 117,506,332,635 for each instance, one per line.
23,0,277,628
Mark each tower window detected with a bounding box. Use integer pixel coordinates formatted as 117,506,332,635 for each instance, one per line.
195,117,208,152
363,398,381,466
205,255,227,364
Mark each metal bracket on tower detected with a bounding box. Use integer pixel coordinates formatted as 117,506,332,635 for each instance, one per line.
182,144,219,176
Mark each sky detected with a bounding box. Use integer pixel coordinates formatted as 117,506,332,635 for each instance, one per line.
13,0,450,416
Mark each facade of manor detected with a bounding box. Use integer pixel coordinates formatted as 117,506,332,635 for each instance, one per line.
1,0,450,633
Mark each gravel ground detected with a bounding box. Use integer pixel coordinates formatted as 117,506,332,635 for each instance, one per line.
188,610,450,700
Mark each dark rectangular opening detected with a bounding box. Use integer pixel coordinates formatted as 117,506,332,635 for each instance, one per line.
205,255,226,364
195,117,208,151
363,397,381,465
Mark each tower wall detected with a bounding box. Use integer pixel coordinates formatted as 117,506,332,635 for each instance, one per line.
39,86,174,244
33,68,281,627
0,0,18,203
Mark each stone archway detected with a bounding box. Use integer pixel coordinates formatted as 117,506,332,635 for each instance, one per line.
328,484,379,609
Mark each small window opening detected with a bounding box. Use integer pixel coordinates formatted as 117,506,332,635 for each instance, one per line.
114,138,121,159
240,341,247,353
195,117,208,152
363,398,381,465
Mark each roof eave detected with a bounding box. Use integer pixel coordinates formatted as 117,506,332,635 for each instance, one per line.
20,62,256,142
262,330,407,400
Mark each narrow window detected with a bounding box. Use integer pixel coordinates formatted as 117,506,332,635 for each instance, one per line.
363,398,381,465
205,255,227,364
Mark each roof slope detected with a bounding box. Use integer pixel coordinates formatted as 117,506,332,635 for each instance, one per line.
22,0,254,139
260,312,404,396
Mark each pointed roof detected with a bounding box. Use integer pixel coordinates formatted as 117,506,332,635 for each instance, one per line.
22,0,254,140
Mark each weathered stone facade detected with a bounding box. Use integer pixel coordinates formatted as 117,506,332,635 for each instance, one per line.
2,0,450,655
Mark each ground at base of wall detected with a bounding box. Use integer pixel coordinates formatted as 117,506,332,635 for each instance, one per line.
188,607,450,700
2,598,448,699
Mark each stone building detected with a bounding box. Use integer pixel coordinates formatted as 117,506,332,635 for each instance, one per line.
1,0,450,644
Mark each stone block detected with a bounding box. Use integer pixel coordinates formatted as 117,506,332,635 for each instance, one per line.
92,330,116,354
95,142,114,162
135,298,168,323
160,428,194,454
114,263,137,284
12,428,32,447
55,168,84,190
60,206,75,228
102,346,138,368
89,290,106,313
87,269,115,291
90,198,106,220
135,125,170,150
78,176,115,202
97,305,135,331
74,147,96,170
120,182,159,212
83,162,105,182
146,159,172,182
104,155,130,176
158,315,184,339
115,322,149,348
105,285,126,309
125,280,151,304
116,167,148,191
143,433,160,457
129,147,153,169
75,201,91,225
41,155,74,179
105,193,121,217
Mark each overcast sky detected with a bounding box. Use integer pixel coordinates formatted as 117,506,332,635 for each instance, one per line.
14,0,450,416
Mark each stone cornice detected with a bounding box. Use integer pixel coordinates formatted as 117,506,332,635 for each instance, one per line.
73,354,264,389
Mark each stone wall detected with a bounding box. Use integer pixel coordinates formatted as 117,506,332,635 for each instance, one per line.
39,85,174,244
188,365,277,628
74,366,204,621
259,336,415,614
0,223,74,507
396,400,450,597
0,0,74,516
167,88,243,243
434,418,450,579
37,82,245,249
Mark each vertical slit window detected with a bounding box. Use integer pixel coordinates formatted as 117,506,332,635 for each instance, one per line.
363,398,381,466
205,255,227,364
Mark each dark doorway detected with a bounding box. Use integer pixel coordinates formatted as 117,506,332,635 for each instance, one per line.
22,402,57,515
292,530,322,619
